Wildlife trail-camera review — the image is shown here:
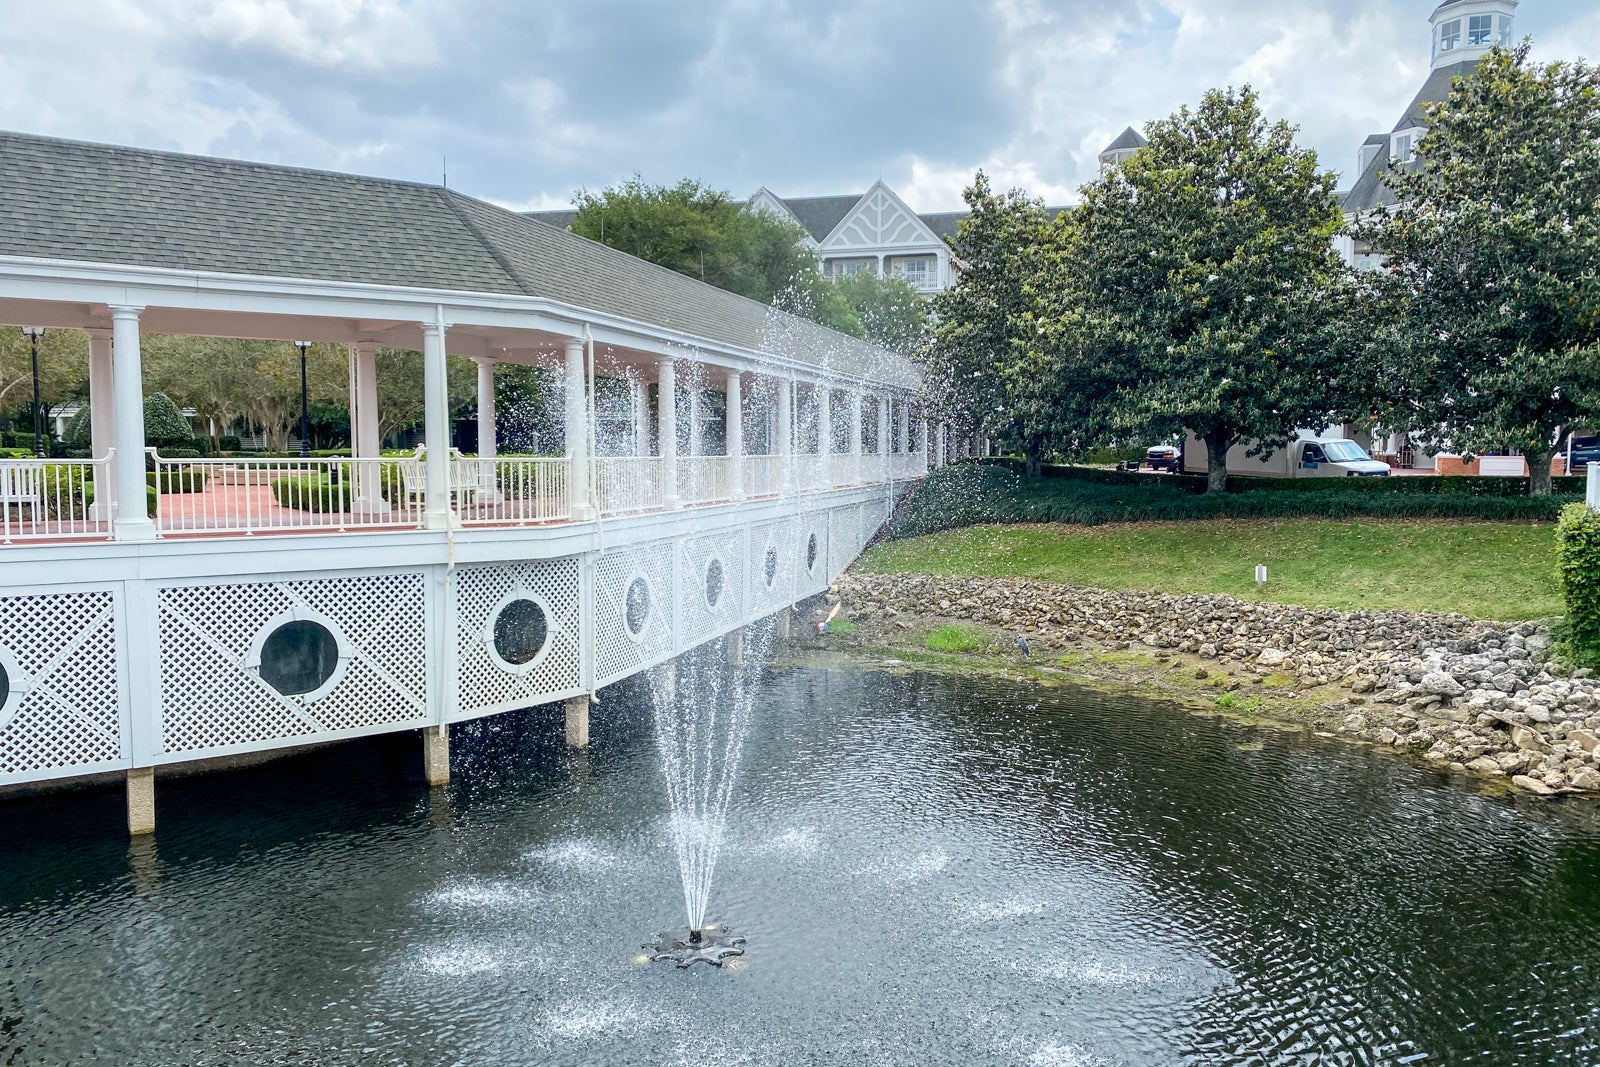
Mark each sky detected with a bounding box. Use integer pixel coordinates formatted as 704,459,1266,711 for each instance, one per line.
2,0,1596,214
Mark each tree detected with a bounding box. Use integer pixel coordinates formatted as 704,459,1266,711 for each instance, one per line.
925,173,1059,474
1073,86,1351,491
827,272,929,352
572,176,818,305
0,327,87,426
143,392,193,448
1356,45,1600,495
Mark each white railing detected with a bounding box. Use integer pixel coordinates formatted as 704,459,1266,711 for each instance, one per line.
0,455,114,542
595,456,663,515
743,454,784,498
891,453,928,480
150,450,424,535
830,454,861,487
455,455,570,526
792,453,826,492
678,456,732,505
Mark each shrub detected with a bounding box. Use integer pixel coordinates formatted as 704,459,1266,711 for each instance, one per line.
1555,503,1600,665
64,408,92,448
925,623,981,652
219,435,242,452
143,393,193,448
146,468,210,494
271,475,351,512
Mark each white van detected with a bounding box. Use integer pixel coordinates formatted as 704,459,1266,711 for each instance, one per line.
1292,438,1391,477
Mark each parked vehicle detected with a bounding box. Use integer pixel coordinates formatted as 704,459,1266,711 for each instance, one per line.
1143,444,1180,472
1568,435,1600,471
1293,438,1390,477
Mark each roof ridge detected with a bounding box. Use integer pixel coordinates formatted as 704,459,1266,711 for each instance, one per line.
438,188,540,297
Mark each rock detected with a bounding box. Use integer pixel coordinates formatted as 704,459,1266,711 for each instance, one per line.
1512,774,1557,796
1569,729,1599,754
1421,671,1464,698
1511,724,1552,754
1569,767,1600,791
1465,756,1504,774
1257,648,1287,667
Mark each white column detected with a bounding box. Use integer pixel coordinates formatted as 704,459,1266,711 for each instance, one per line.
631,377,649,455
918,411,930,472
876,253,885,277
848,391,863,485
421,320,451,530
110,305,156,541
877,396,891,479
816,383,832,490
563,338,590,517
86,327,115,521
472,356,502,504
687,379,703,457
658,356,678,507
726,369,744,500
776,377,793,493
350,341,389,517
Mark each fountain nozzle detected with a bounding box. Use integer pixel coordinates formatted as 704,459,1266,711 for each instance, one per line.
643,926,745,968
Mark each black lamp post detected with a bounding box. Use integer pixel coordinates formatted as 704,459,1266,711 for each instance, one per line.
294,341,312,458
21,327,45,458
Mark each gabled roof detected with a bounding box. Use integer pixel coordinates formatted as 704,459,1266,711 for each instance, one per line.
1394,60,1475,131
917,212,967,240
1100,126,1148,155
0,130,917,377
775,194,863,243
525,208,578,230
1341,59,1477,215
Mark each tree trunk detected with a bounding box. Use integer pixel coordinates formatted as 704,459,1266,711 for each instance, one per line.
1024,446,1042,478
1527,446,1553,496
1204,429,1231,494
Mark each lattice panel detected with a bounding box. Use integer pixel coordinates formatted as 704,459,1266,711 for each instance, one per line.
749,518,800,616
454,559,583,721
158,573,428,757
830,505,858,582
796,515,831,600
0,590,122,779
595,541,675,689
678,530,747,648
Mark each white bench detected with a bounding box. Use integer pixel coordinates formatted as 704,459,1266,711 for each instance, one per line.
0,462,43,518
396,448,485,505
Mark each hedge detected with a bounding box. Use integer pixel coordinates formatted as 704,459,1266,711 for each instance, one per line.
984,458,1585,497
1556,503,1600,665
270,475,351,512
147,469,210,494
888,463,1576,540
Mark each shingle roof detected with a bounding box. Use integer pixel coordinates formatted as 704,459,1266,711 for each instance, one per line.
0,130,918,381
918,211,966,240
1100,127,1148,155
524,208,578,231
1394,60,1475,131
774,194,863,242
1340,60,1477,215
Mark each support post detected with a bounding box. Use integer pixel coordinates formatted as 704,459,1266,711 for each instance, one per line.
658,356,679,507
877,396,890,479
564,694,591,748
472,356,502,503
849,391,863,486
110,305,156,541
351,342,390,517
687,378,703,457
726,369,743,500
817,383,832,488
563,339,591,517
422,724,450,786
126,767,155,836
918,411,930,472
776,377,793,493
1588,463,1600,509
935,421,947,468
728,628,744,667
86,327,115,521
631,377,650,456
421,319,451,530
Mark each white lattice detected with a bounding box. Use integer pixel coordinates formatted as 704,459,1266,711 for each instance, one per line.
157,573,429,757
829,505,857,582
749,518,799,616
454,559,583,721
595,541,675,689
678,530,747,648
0,590,122,779
796,516,831,600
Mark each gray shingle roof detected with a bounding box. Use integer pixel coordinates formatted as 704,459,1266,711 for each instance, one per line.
918,211,966,240
1394,60,1476,131
774,194,863,242
1100,127,1148,154
1340,60,1477,215
0,130,918,381
524,208,578,230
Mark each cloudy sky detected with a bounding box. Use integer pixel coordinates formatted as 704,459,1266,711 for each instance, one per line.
3,0,1596,213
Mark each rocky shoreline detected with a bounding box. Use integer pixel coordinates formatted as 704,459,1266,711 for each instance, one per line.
833,573,1599,797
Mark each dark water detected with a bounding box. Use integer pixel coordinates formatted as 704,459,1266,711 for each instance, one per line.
3,662,1600,1066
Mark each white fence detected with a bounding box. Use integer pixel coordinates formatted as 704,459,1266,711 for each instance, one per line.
456,455,570,526
150,451,425,535
0,455,114,542
678,456,732,505
743,454,783,498
595,456,662,516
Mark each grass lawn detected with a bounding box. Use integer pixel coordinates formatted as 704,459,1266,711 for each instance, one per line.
858,518,1561,620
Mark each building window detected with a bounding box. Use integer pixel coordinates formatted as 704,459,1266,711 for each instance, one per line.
1438,18,1461,53
1468,14,1493,46
1393,133,1414,162
1498,15,1512,46
895,258,931,286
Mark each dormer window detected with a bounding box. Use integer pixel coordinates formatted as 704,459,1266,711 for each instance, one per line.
1393,133,1414,163
1468,15,1493,46
1438,18,1461,54
1498,15,1512,46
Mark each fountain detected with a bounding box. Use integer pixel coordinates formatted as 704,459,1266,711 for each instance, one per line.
641,621,775,966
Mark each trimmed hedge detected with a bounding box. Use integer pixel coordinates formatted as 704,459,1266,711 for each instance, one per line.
147,469,210,494
984,458,1584,497
270,475,351,512
219,435,241,452
1556,502,1600,664
889,463,1576,540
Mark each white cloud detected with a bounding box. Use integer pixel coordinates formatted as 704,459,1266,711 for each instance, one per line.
195,0,443,73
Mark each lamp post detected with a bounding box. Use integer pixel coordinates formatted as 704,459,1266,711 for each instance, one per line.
294,341,312,459
21,327,45,458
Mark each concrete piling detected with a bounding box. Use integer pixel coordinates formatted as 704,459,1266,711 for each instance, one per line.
126,767,155,836
422,725,450,786
565,694,591,748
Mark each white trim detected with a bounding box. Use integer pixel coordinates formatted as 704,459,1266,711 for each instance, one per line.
818,180,947,251
243,604,354,704
482,586,561,676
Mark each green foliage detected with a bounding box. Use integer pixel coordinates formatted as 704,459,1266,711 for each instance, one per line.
892,464,1573,539
572,176,817,307
1357,46,1600,496
826,272,928,351
826,617,859,637
925,624,982,653
64,407,92,448
146,468,209,494
1555,503,1600,664
219,434,242,452
983,457,1584,496
270,475,351,512
142,392,192,448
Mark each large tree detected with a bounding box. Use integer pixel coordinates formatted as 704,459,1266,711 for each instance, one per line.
1075,87,1351,491
1356,45,1600,495
572,176,818,306
925,173,1058,473
827,271,929,352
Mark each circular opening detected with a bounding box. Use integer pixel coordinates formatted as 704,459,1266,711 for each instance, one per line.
492,598,549,665
705,558,725,608
259,619,339,697
625,577,651,637
806,533,819,572
763,545,779,588
0,660,10,711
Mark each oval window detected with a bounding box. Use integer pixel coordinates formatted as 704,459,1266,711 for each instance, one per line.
705,558,725,608
625,577,651,637
763,545,778,588
0,660,10,711
259,619,339,697
493,598,549,665
806,533,819,572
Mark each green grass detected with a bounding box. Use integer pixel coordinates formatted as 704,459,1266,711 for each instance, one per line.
925,623,983,652
859,518,1561,620
826,618,858,637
